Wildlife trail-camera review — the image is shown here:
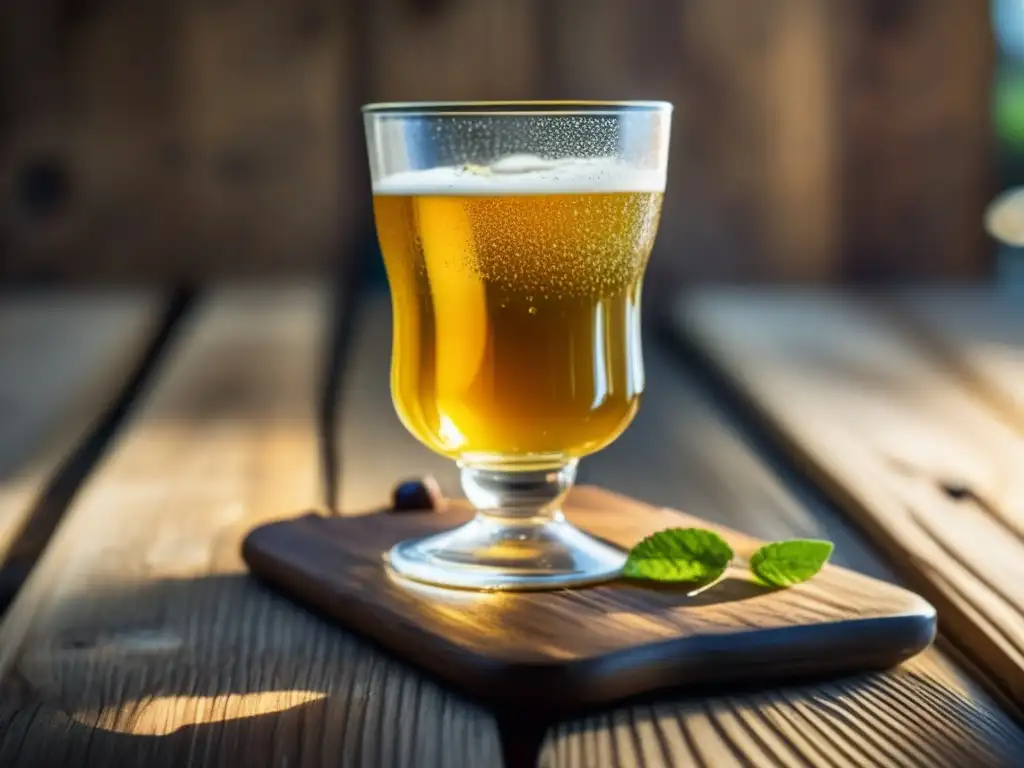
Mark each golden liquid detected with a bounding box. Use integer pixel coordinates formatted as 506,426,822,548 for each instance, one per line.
373,189,663,465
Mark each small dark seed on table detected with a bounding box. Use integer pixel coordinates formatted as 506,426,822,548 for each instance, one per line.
942,482,971,501
392,476,444,512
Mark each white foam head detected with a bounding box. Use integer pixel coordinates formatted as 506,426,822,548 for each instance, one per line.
372,154,665,196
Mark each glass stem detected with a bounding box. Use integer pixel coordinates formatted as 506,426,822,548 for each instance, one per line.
459,460,578,524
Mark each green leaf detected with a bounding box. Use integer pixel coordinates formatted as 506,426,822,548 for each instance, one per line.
623,528,734,584
750,539,834,587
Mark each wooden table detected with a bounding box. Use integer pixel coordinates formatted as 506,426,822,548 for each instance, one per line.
0,282,1023,766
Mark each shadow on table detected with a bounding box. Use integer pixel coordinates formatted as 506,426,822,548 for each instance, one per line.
603,576,780,606
0,692,332,767
0,572,503,767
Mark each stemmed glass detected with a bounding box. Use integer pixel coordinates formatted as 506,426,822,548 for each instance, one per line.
364,101,671,590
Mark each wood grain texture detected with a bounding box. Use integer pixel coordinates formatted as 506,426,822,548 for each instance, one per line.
539,656,1024,768
834,1,994,280
366,0,540,102
550,0,839,286
0,291,164,568
0,287,499,767
2,1,994,283
896,287,1024,429
341,291,1024,766
176,0,352,276
549,0,992,287
0,0,353,280
676,288,1024,708
245,487,934,712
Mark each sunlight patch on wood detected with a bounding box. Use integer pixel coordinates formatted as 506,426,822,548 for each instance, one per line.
79,691,328,736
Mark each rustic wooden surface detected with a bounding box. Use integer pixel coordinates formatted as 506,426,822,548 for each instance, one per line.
676,288,1024,710
365,0,540,102
1,285,1023,765
0,287,500,767
550,0,839,285
0,291,166,598
832,2,994,280
1,0,994,283
338,292,1024,766
0,0,353,280
896,287,1024,429
244,487,933,711
539,657,1024,768
549,0,992,287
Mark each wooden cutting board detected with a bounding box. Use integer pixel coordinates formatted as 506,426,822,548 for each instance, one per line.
242,485,935,713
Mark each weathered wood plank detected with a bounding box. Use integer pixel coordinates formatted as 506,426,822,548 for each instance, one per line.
550,0,840,286
0,287,499,767
833,2,994,280
177,0,353,276
896,287,1024,430
549,0,992,287
676,288,1024,708
0,0,354,280
540,657,1023,768
0,291,165,577
366,0,539,103
2,1,993,283
341,292,1024,766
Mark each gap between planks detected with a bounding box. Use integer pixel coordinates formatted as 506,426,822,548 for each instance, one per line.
0,289,184,610
0,285,501,768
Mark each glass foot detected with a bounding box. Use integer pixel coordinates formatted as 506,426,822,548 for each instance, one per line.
387,512,626,591
387,460,625,591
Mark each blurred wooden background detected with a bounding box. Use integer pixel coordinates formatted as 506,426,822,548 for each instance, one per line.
0,0,996,284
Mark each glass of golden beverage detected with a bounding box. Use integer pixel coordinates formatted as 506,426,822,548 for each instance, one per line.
364,101,672,590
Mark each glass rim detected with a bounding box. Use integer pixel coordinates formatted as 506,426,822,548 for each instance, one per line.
361,100,673,117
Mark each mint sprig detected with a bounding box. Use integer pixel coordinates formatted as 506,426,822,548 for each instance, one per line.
623,528,733,584
623,529,833,589
750,539,833,587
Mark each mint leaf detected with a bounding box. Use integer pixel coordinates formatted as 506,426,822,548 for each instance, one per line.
623,528,734,584
750,539,833,587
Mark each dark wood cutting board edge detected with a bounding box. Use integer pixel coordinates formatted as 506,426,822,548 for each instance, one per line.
242,485,936,713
